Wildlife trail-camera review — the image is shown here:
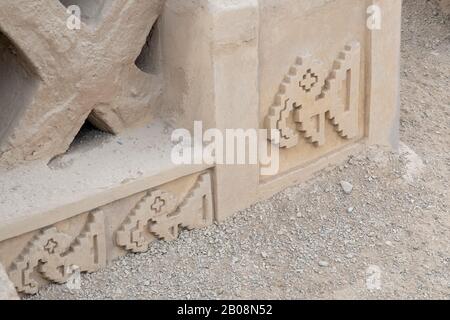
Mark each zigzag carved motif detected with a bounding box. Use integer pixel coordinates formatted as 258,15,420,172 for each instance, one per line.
116,190,177,252
116,172,214,251
8,210,106,294
266,41,361,148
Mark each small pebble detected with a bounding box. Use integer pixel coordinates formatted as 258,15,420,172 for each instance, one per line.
340,181,354,194
318,261,330,267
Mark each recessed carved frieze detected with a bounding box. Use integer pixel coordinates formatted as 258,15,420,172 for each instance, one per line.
149,173,214,241
116,190,177,253
266,41,361,148
116,172,214,251
8,210,106,294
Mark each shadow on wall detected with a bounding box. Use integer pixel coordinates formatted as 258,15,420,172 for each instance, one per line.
0,32,38,146
135,18,161,75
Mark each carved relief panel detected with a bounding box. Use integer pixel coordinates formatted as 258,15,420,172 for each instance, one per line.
116,172,214,253
8,211,106,294
2,171,215,294
266,42,361,148
259,0,368,178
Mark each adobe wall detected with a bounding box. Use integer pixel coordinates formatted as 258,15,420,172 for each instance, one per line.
0,0,402,295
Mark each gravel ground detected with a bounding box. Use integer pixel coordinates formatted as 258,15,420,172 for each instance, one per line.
30,0,449,300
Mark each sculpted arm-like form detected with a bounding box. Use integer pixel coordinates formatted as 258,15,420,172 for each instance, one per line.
0,0,166,166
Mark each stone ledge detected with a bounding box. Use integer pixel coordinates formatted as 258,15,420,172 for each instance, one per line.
0,0,402,296
0,120,211,242
1,170,215,295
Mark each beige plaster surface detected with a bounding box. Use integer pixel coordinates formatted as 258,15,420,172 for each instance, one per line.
0,121,211,242
0,0,402,294
0,171,214,294
0,262,18,300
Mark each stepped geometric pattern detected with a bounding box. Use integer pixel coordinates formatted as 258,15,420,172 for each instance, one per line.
116,172,214,249
266,41,361,148
116,190,177,253
8,210,106,294
149,173,214,241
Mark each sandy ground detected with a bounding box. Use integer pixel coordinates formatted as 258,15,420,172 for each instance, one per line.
30,0,449,300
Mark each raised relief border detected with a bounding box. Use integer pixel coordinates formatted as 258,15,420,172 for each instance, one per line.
116,172,214,252
266,41,361,148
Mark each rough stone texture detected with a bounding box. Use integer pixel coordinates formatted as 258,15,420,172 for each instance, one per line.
0,0,165,166
0,262,19,300
0,0,403,295
25,0,450,295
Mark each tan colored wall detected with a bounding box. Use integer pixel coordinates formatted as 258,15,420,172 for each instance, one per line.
259,0,369,178
0,0,402,294
0,262,18,299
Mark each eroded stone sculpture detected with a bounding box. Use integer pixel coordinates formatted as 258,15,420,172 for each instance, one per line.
0,0,166,165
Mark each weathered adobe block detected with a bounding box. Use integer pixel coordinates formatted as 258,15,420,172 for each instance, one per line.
0,0,401,295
